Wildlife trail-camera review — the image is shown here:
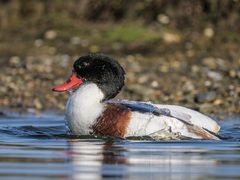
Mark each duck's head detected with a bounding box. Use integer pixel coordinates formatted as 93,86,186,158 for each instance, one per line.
53,54,125,100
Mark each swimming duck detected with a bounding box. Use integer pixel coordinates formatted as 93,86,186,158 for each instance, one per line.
53,54,220,140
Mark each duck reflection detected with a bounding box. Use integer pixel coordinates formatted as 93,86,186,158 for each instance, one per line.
67,139,221,180
68,139,128,180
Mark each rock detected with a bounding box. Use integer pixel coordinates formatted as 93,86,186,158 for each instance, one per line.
213,99,223,106
162,32,181,44
159,65,169,73
183,81,195,92
151,81,159,88
126,55,135,62
44,30,57,40
70,36,81,45
157,14,170,24
138,76,148,84
34,98,43,110
194,91,217,103
34,39,43,47
9,56,21,67
207,70,222,81
191,65,200,73
202,57,217,68
204,80,212,87
204,27,214,38
216,58,226,69
0,86,7,93
229,70,237,78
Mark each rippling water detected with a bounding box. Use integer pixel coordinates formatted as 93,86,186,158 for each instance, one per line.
0,113,239,180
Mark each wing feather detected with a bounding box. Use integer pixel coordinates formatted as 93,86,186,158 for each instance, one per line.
106,100,221,140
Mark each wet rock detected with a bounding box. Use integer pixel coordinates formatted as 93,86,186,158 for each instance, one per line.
194,91,217,103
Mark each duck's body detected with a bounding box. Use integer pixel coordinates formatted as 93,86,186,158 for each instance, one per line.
53,54,220,140
64,83,220,140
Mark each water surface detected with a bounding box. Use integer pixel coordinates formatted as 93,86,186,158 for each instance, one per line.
0,113,239,180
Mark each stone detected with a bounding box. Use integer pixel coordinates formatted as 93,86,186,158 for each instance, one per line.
194,91,217,103
44,30,57,40
70,36,81,45
162,32,181,44
9,56,21,67
207,70,222,81
204,27,214,38
34,39,43,47
157,14,170,24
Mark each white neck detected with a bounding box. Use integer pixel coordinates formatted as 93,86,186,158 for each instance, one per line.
65,83,105,135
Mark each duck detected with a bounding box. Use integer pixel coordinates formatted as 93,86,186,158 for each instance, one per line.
53,53,221,140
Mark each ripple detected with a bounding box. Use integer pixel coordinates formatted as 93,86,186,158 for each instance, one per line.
0,113,239,179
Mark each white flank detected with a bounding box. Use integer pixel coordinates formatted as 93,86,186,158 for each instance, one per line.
126,103,220,139
155,104,220,133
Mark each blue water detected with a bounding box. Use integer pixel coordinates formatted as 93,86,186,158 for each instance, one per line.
0,113,239,180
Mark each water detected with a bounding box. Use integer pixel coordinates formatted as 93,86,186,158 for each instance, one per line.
0,113,239,180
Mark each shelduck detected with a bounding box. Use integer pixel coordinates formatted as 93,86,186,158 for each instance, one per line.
53,54,220,140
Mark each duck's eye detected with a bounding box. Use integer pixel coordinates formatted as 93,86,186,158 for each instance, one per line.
82,62,89,67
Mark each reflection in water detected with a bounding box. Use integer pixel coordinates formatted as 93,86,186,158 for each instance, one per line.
0,114,239,179
69,140,104,180
68,139,240,180
69,140,128,180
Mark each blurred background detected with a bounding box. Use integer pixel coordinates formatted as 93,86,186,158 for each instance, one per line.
0,0,239,115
